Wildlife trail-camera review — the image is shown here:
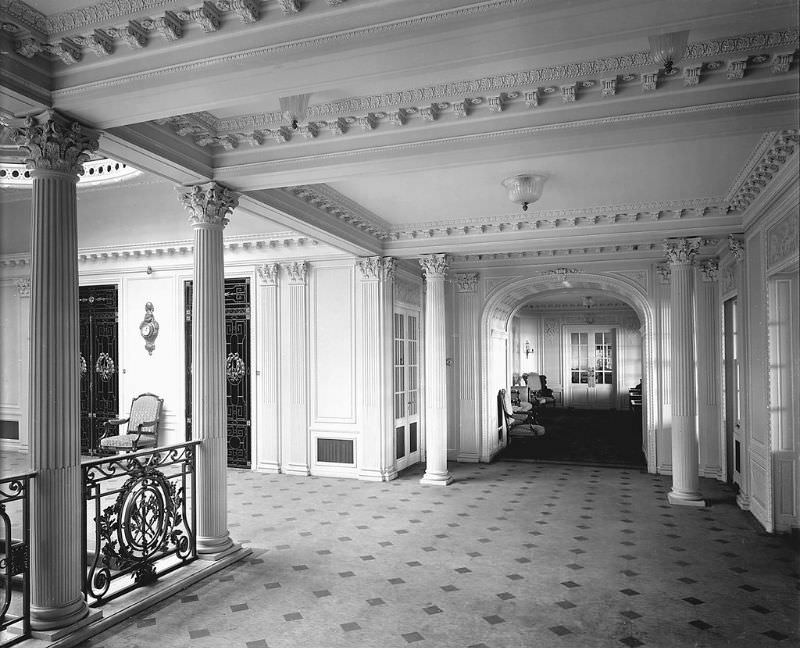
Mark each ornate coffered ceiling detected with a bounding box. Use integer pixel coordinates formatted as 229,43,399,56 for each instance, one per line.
0,0,798,261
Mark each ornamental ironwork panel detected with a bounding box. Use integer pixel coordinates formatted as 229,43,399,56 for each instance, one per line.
79,285,119,455
81,442,198,605
0,471,33,646
184,278,252,468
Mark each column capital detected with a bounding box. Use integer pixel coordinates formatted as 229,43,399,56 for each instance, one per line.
455,272,479,293
356,256,395,281
178,182,238,228
284,260,307,285
15,277,31,297
699,258,720,282
419,253,449,279
10,111,99,176
663,237,702,265
728,234,745,262
655,263,671,283
257,263,280,286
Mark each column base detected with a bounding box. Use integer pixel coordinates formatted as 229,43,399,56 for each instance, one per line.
667,491,706,507
30,597,92,634
196,532,234,558
255,461,280,473
420,472,453,486
283,463,310,476
197,542,241,562
358,468,398,482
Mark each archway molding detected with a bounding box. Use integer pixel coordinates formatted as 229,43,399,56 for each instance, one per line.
478,271,658,472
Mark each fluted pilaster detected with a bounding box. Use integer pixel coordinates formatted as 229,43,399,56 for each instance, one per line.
178,182,238,555
356,257,396,481
664,238,705,506
256,264,280,472
11,112,98,631
282,261,309,475
419,254,452,485
455,273,480,462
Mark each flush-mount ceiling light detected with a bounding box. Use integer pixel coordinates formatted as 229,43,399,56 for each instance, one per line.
648,30,690,75
501,173,547,211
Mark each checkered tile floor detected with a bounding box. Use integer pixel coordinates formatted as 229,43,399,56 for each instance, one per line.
3,453,798,647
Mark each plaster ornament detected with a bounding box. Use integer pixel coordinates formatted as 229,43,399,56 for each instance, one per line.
524,89,539,107
277,0,300,15
11,111,99,175
683,65,702,86
285,261,308,284
257,263,280,285
149,12,182,41
455,273,479,292
388,109,408,126
15,277,30,297
771,52,794,74
699,259,720,282
663,237,702,265
488,95,504,112
358,113,378,131
14,36,40,57
298,122,318,139
85,29,113,56
50,38,82,64
641,71,658,91
601,78,617,96
178,182,238,228
218,0,260,23
727,59,747,79
452,100,469,118
419,254,449,278
655,263,671,283
110,21,147,48
560,83,576,103
139,302,160,355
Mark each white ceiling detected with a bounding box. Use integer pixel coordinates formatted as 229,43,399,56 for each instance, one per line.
0,0,798,259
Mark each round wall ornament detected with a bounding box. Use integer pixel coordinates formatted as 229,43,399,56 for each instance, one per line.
226,352,246,384
95,352,116,381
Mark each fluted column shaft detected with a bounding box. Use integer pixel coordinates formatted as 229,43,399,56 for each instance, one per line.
179,182,238,556
665,238,705,506
256,264,280,473
420,255,452,485
12,112,99,632
282,262,309,475
455,274,480,462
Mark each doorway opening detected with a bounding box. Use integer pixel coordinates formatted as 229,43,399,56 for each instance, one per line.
498,289,645,468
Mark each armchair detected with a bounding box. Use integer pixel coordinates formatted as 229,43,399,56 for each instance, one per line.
99,393,163,453
498,389,545,439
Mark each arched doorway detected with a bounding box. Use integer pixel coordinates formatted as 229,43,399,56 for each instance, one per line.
479,273,657,472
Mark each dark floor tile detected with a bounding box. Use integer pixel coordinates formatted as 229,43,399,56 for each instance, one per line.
188,629,210,639
313,589,331,598
367,598,385,606
483,615,505,625
762,630,789,641
550,625,571,636
555,600,576,609
341,622,361,631
689,619,712,630
619,636,645,647
423,605,442,615
620,610,641,620
402,632,424,643
683,597,704,605
136,618,156,628
441,584,459,592
230,603,249,612
245,641,268,648
283,612,302,621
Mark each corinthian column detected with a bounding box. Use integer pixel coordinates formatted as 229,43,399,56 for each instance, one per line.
664,238,705,507
178,182,238,556
12,112,98,631
419,254,453,485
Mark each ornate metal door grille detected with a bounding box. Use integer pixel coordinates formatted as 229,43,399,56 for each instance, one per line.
184,278,251,468
79,285,119,455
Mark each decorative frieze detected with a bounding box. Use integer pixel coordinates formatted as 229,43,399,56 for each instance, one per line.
699,258,720,281
455,272,479,293
177,182,239,228
256,263,279,286
767,213,799,269
541,267,580,282
419,254,449,279
728,129,799,212
284,261,308,284
664,237,702,265
11,111,99,175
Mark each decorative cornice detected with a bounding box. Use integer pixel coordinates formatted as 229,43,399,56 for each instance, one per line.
178,181,238,228
664,237,703,265
284,260,307,284
726,129,799,212
455,272,479,293
419,253,449,279
152,32,798,149
356,256,395,281
9,111,99,175
15,277,30,297
699,258,720,282
450,243,663,264
541,267,580,282
256,262,279,285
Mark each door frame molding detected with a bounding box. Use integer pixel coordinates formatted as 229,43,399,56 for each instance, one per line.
562,324,618,409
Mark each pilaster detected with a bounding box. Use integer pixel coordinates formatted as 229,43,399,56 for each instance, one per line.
455,273,481,463
419,254,453,485
256,263,280,473
178,181,238,557
282,261,309,475
355,257,396,481
664,238,705,506
697,259,723,479
12,111,98,631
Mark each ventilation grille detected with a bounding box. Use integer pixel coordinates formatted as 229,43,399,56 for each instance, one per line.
0,420,19,440
317,438,354,464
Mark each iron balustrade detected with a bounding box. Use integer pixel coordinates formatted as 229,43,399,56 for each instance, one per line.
0,471,33,647
81,442,199,605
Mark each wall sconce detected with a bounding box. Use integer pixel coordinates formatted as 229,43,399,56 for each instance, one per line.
525,340,533,357
648,30,689,75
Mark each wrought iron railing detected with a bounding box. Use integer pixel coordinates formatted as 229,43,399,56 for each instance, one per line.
81,442,199,605
0,471,33,647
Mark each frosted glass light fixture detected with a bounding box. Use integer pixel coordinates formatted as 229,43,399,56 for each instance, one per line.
278,93,311,129
501,173,547,211
648,30,690,74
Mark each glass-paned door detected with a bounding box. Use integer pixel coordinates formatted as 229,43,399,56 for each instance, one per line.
567,327,615,408
723,297,740,484
394,307,420,471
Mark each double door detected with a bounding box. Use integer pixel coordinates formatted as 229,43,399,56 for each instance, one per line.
393,308,420,471
184,278,252,468
566,328,615,409
79,284,119,454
